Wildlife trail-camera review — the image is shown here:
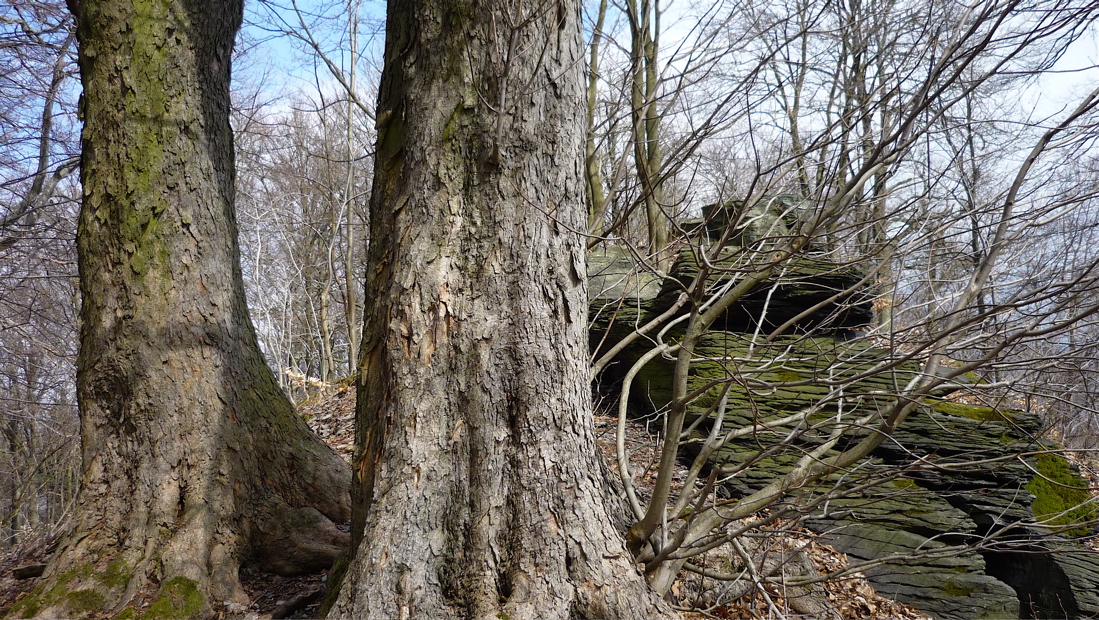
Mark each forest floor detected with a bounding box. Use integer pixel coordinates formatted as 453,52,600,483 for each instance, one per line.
1,384,932,619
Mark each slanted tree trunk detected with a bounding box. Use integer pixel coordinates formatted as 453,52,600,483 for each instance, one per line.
328,0,676,618
9,1,351,618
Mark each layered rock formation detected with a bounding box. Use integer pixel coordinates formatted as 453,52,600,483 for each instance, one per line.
589,210,1099,619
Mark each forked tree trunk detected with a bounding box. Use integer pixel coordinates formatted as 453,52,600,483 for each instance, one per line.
8,2,351,618
328,0,675,618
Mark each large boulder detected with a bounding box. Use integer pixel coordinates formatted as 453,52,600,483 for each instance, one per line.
587,242,1099,620
818,522,1018,620
646,248,872,333
588,246,662,361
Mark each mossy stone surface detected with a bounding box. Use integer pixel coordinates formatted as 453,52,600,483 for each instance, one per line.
586,241,1099,619
1026,453,1098,537
930,399,1015,423
818,523,1018,619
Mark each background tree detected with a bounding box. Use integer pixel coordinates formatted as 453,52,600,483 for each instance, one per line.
0,0,80,551
239,0,379,395
11,1,351,617
235,100,372,397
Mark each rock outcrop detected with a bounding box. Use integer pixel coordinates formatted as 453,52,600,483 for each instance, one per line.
589,222,1099,619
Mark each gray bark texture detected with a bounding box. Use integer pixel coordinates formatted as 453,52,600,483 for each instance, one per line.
6,2,351,618
327,0,677,618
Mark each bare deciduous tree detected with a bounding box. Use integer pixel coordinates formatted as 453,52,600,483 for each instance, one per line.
0,0,80,551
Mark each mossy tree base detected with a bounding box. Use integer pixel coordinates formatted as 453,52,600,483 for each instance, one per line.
6,2,352,618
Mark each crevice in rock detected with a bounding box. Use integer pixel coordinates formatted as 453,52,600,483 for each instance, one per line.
979,546,1075,620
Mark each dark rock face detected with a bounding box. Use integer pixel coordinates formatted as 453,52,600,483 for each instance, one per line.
984,545,1099,619
588,236,1099,620
647,248,873,334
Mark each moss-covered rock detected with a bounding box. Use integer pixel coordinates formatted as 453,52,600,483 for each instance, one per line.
930,399,1016,423
1026,453,1098,537
587,247,662,366
818,523,1018,620
587,240,1099,620
646,247,873,333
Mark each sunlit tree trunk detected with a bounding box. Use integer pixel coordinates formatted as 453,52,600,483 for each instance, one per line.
628,0,668,264
585,0,609,232
13,1,352,617
328,0,676,617
342,35,362,375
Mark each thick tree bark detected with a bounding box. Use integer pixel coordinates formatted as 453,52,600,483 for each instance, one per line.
328,0,676,618
7,2,351,618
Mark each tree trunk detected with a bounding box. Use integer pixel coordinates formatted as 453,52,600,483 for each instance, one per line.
629,0,668,265
10,2,351,618
585,0,609,233
328,0,676,618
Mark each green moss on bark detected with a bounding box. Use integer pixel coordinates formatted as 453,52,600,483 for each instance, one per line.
8,566,78,617
6,561,121,618
140,577,204,620
65,590,106,614
319,553,350,616
95,559,132,589
7,594,40,618
118,0,177,280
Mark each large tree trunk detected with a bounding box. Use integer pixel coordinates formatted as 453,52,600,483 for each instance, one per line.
328,0,675,618
8,2,351,618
